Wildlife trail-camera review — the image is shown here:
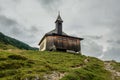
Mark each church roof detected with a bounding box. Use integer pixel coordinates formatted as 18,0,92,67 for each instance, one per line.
46,29,67,36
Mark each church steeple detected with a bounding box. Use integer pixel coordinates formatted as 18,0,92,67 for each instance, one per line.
55,12,63,35
55,12,63,23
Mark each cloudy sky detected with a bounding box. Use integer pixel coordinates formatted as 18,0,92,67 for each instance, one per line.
0,0,120,62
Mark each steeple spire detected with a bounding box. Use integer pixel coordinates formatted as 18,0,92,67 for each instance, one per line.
55,11,63,23
55,12,63,35
58,11,60,15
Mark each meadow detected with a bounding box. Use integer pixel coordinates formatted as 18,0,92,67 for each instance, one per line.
0,49,113,80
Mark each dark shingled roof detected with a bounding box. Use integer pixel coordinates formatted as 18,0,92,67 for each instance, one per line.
46,29,68,36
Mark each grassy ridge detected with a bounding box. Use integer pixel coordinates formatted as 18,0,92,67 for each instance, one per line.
61,57,112,80
0,32,38,50
0,50,113,80
0,42,18,50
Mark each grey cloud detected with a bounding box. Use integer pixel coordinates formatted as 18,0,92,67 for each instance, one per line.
85,35,103,40
107,40,113,43
0,15,25,37
103,47,120,62
107,40,120,49
0,15,37,46
116,40,120,44
29,26,39,33
11,26,23,35
74,0,120,62
0,15,17,27
107,40,120,44
102,38,120,61
12,0,20,2
38,0,62,12
0,13,44,47
0,7,1,12
82,38,103,57
109,27,120,39
39,0,57,4
76,0,120,28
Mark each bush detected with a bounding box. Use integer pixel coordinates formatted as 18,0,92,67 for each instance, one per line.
0,57,7,61
8,55,27,60
0,70,17,78
0,61,25,70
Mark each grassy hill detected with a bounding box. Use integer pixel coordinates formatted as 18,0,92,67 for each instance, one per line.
0,32,38,50
0,49,120,80
0,32,120,80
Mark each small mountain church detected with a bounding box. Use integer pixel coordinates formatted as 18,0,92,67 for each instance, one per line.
38,13,83,53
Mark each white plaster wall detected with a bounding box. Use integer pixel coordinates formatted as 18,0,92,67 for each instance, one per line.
39,38,46,51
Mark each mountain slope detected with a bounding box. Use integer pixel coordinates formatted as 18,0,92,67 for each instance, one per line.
0,32,38,50
0,50,120,80
0,32,120,80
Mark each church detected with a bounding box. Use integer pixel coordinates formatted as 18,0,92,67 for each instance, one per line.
38,13,83,52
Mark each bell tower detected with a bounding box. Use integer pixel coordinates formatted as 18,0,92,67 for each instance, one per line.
55,12,63,35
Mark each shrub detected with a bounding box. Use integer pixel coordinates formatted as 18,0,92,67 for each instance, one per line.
0,70,17,78
0,57,7,61
8,55,27,60
0,61,25,70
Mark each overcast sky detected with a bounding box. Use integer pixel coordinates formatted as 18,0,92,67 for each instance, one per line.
0,0,120,62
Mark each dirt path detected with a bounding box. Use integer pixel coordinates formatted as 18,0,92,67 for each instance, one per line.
43,65,83,80
104,62,120,80
43,71,66,80
43,58,88,80
43,64,85,80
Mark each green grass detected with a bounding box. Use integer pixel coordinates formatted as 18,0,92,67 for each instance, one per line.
0,42,18,50
61,57,112,80
0,50,113,80
0,50,86,80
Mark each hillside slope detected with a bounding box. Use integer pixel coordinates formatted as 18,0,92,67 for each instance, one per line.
0,32,38,50
0,50,120,80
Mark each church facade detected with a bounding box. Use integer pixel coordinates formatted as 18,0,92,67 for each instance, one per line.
38,13,83,52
